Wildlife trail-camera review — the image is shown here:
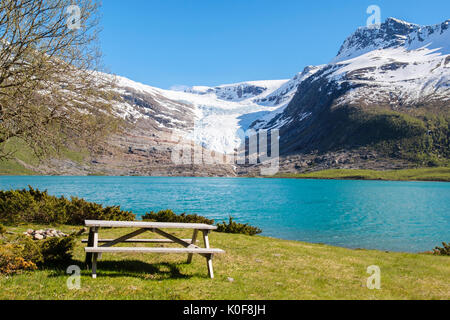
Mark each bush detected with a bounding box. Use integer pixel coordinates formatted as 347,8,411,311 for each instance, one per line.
433,242,450,256
0,244,37,275
0,186,135,225
142,209,214,225
40,237,76,263
65,197,135,225
216,217,262,236
0,236,41,275
0,224,6,235
0,232,79,274
17,236,44,265
143,211,262,236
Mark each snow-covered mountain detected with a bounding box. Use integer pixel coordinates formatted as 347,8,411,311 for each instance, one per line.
100,17,448,175
333,18,449,63
251,18,449,155
182,80,287,102
111,76,300,155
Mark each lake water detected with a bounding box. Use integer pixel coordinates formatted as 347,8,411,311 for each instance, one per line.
0,176,449,253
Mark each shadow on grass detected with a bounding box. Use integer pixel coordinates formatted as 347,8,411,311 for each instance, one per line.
44,259,194,280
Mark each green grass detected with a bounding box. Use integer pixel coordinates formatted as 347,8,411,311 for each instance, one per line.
60,148,88,165
0,158,37,175
274,167,450,182
1,224,449,300
0,138,39,175
0,138,88,175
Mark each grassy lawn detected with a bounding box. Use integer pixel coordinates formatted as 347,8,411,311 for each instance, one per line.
1,224,449,300
274,167,450,182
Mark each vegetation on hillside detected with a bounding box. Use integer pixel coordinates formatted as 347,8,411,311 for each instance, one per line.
0,137,91,175
357,111,449,166
342,108,450,165
274,167,450,182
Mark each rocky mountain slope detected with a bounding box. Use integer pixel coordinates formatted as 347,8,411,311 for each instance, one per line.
3,18,448,176
247,18,449,173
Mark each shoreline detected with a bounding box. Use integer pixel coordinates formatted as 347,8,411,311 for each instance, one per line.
1,167,449,182
265,176,450,183
267,167,450,183
253,234,437,255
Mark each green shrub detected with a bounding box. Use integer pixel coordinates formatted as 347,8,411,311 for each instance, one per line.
0,231,79,274
0,186,135,225
0,244,38,275
433,242,450,256
0,235,42,275
39,237,76,263
1,234,43,264
18,236,44,265
216,217,262,236
142,209,214,225
0,224,6,235
65,197,134,225
143,211,262,236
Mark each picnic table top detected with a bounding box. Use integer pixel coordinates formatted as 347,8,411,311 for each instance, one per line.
85,220,217,230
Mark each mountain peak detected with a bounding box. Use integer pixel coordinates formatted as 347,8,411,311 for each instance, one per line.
333,18,428,62
384,17,416,27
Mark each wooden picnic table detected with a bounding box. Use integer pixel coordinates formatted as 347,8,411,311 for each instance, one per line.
83,220,225,279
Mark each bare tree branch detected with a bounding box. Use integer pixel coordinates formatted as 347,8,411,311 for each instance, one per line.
0,0,120,161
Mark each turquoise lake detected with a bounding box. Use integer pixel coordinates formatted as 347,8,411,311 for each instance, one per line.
0,176,449,253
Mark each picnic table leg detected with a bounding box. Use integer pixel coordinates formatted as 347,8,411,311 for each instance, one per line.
187,229,199,264
92,254,98,279
85,227,94,269
92,228,99,279
202,230,214,279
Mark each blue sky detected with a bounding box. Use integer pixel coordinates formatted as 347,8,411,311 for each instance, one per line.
100,0,450,89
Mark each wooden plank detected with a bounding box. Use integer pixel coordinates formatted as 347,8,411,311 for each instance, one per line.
153,228,195,248
99,228,148,248
92,253,98,279
187,229,199,264
92,227,99,278
85,247,225,254
93,229,98,246
203,230,214,279
82,239,195,244
85,228,94,269
84,220,217,230
93,227,101,260
152,228,209,258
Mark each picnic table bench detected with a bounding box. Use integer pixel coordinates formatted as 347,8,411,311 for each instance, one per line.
83,220,225,279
